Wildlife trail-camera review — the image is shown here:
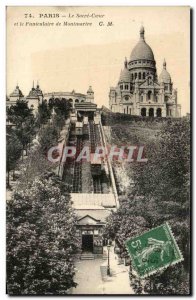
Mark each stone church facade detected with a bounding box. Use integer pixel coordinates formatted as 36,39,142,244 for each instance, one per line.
109,27,181,117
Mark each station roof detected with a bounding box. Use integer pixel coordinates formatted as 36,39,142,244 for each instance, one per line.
76,209,111,223
71,193,117,208
75,102,97,111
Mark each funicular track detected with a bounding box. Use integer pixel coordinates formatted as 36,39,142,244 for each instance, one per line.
61,114,119,208
89,121,103,193
63,119,114,195
89,121,96,153
72,137,83,193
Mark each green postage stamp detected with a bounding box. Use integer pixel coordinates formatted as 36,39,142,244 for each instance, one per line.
126,223,184,278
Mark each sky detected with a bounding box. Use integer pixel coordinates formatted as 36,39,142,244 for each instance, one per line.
7,6,190,115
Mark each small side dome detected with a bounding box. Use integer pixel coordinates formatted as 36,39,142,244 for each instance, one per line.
159,59,171,83
9,84,24,98
119,58,131,82
27,81,39,98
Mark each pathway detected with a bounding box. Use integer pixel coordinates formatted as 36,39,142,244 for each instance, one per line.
72,246,134,295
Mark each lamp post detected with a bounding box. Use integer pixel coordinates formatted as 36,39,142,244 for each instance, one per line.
107,244,111,276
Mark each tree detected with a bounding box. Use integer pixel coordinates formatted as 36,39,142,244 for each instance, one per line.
53,114,66,133
37,101,51,127
38,124,59,154
7,100,36,158
6,131,23,187
49,98,72,119
7,99,34,126
14,117,36,157
7,176,79,295
104,118,190,294
16,146,56,191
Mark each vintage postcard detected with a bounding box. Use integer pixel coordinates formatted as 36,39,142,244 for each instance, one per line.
6,6,191,295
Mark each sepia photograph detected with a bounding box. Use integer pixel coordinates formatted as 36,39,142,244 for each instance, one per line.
6,6,191,295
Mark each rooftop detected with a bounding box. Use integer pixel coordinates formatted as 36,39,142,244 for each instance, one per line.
71,193,117,208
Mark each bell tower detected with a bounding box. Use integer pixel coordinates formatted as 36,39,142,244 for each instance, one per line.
86,86,94,103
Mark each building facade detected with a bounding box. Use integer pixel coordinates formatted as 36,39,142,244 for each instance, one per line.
7,85,25,107
44,86,94,109
26,81,43,110
109,27,181,117
7,83,94,112
6,82,43,111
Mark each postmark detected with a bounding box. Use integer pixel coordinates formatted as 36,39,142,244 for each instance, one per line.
125,223,184,278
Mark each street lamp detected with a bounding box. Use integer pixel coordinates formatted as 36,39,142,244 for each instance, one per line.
107,244,111,276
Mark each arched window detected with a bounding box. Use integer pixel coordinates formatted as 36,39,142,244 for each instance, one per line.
55,98,60,104
143,72,146,80
135,73,137,79
120,85,123,90
149,108,154,117
147,91,152,100
125,84,129,90
68,98,73,107
139,72,141,79
49,98,54,105
157,108,162,117
75,99,79,103
141,108,146,117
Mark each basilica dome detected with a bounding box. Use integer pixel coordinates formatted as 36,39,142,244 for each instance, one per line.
130,26,155,62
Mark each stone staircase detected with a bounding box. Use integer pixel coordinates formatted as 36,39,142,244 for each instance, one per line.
80,252,95,260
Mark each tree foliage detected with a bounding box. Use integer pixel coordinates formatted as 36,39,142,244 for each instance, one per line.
49,98,72,119
6,131,23,186
37,101,51,126
7,100,34,126
7,100,36,157
7,176,79,295
38,124,59,154
104,118,190,294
